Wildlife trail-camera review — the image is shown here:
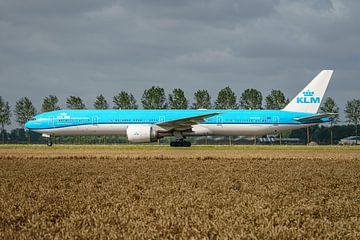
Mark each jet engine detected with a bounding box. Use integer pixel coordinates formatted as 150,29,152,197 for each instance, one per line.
126,125,158,143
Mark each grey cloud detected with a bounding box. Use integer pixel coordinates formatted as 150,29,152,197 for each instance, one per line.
121,0,278,28
0,0,359,127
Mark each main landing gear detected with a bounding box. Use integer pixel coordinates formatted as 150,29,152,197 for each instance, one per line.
170,132,191,147
170,140,191,147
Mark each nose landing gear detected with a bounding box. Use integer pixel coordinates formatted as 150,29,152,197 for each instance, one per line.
42,133,54,147
47,139,53,147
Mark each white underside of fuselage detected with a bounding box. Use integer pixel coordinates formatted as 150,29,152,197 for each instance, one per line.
32,123,317,137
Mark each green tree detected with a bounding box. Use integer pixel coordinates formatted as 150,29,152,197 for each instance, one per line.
192,89,212,109
113,91,137,109
142,86,167,109
14,97,37,127
66,96,85,109
94,94,109,109
215,86,237,109
42,95,60,112
240,88,263,109
93,94,109,144
14,97,37,144
344,99,360,144
320,97,339,145
265,90,289,110
168,88,188,109
0,97,11,144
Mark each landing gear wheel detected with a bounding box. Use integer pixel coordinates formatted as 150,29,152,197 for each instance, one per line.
47,140,53,147
170,140,191,147
170,141,180,147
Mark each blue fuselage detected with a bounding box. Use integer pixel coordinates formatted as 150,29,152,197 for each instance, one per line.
25,109,329,138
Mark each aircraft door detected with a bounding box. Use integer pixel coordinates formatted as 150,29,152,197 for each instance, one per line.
92,116,99,125
217,116,223,126
159,116,165,123
273,116,279,126
48,117,54,128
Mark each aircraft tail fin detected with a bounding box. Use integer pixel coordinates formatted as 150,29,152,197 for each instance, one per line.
282,70,334,113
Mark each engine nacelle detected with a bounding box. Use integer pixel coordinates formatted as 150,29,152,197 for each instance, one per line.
126,125,158,143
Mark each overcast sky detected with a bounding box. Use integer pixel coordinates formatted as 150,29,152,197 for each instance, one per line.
1,0,359,126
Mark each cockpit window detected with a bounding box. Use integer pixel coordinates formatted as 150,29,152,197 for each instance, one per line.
31,118,36,121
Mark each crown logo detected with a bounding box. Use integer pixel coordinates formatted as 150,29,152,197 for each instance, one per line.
303,90,314,97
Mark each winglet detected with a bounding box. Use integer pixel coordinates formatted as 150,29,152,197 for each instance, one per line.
282,70,334,113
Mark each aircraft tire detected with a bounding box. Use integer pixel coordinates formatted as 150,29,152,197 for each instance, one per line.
47,141,53,147
170,141,180,147
170,141,191,147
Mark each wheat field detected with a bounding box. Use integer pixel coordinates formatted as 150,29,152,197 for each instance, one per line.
1,145,360,239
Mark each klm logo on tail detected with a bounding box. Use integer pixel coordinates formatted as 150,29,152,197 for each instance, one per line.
283,70,333,113
296,90,320,104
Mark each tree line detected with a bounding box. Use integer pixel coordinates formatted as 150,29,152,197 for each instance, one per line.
0,86,359,144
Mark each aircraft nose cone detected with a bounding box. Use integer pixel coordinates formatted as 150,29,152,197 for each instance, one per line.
25,120,33,129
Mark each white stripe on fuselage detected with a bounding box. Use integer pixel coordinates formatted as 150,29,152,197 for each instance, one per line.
32,123,316,137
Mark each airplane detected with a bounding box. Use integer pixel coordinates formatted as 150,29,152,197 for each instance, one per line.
25,70,336,147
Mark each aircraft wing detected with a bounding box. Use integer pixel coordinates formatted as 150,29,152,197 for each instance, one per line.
294,113,338,122
157,112,222,130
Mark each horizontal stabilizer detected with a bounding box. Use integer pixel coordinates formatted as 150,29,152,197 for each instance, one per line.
294,113,338,122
